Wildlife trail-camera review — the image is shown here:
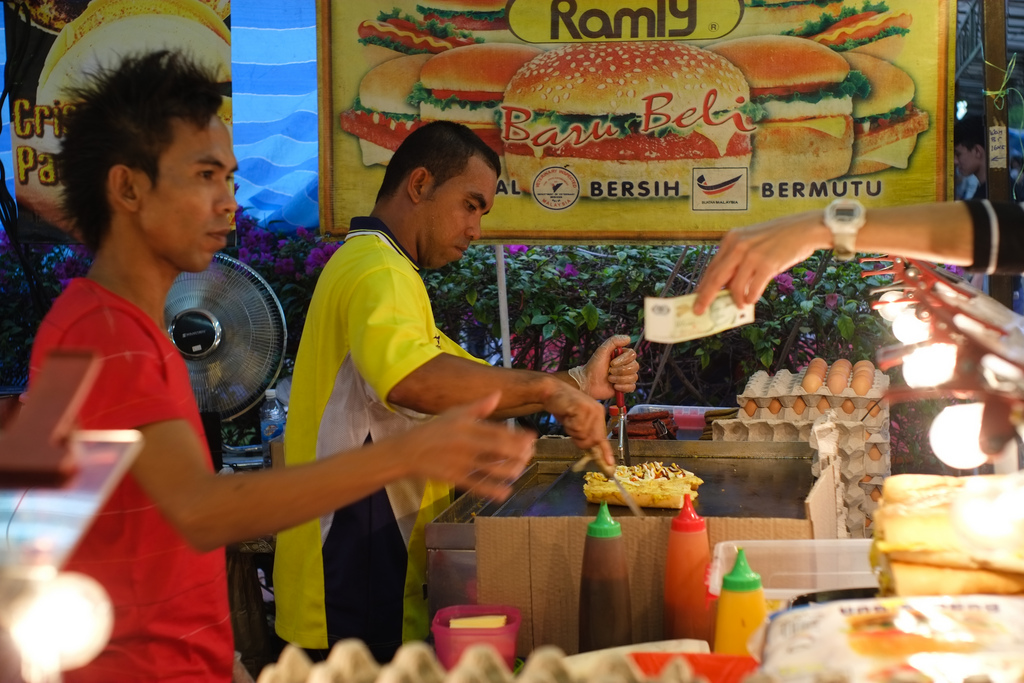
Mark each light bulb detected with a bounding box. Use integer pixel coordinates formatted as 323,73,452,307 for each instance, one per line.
928,403,990,469
901,343,957,388
10,571,113,672
876,290,910,322
891,309,931,344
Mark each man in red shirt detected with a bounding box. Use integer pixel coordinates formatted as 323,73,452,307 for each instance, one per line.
27,50,535,682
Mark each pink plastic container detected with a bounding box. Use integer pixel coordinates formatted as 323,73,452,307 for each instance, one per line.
431,604,521,670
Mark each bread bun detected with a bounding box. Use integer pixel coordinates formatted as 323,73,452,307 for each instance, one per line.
888,561,1024,597
842,53,915,119
423,0,506,11
360,54,433,116
508,41,748,119
850,33,906,62
710,35,850,90
419,43,542,94
718,0,843,40
749,116,853,182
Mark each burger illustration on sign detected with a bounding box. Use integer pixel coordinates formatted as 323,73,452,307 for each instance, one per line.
337,1,930,202
499,41,756,199
709,35,869,184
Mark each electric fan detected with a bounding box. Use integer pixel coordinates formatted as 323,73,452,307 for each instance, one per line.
163,253,287,421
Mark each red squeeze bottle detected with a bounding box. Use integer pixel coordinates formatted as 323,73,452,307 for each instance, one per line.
663,493,715,646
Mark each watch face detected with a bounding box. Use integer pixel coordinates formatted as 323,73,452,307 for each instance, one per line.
835,206,859,220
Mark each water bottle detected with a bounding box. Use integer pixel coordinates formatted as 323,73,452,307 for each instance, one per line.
259,388,286,468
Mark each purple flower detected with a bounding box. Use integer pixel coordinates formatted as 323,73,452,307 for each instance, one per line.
561,263,579,277
825,293,839,310
775,273,794,295
274,258,296,279
304,244,339,275
803,271,817,285
507,245,529,254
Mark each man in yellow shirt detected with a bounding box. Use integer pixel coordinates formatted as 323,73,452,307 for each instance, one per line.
275,122,639,661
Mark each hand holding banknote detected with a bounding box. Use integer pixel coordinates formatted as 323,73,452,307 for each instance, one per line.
644,291,754,343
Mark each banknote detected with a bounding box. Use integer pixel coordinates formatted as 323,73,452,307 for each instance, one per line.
644,291,754,343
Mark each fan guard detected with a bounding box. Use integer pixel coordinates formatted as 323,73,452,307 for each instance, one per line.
164,253,287,420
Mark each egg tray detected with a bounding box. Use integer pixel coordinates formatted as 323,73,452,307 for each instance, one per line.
257,641,713,683
736,369,890,427
715,416,889,447
811,441,891,481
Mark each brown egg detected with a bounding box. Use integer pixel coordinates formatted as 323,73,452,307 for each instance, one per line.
793,397,806,415
853,360,875,375
851,372,873,396
861,475,873,484
744,399,757,417
826,369,849,394
807,357,828,375
768,398,782,415
841,399,856,413
801,372,823,392
865,518,873,529
870,487,882,502
830,358,853,375
817,396,831,412
869,403,881,417
853,366,875,380
868,445,882,461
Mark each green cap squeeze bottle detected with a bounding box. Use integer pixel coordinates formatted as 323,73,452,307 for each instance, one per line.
578,502,632,652
713,548,767,656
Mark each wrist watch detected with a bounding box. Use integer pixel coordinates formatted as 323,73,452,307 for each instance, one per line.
823,199,866,261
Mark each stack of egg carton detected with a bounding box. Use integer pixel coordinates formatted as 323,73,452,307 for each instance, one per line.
712,364,890,538
257,641,716,683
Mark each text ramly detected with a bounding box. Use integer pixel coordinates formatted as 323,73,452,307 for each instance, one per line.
506,0,743,43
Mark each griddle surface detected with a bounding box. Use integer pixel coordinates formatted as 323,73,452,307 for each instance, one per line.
522,457,812,519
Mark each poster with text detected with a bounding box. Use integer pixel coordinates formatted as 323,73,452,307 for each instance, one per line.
321,0,953,243
6,0,232,243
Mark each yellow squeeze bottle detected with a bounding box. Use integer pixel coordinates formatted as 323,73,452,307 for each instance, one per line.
713,548,767,656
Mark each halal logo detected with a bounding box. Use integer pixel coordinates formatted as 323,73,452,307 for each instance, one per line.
696,173,743,196
533,167,580,210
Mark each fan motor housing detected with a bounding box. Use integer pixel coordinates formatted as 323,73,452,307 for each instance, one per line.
169,309,222,359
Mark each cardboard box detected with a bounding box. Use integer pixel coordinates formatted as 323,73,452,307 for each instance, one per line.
475,466,838,656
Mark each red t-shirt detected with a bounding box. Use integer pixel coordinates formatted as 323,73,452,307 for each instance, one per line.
29,279,233,682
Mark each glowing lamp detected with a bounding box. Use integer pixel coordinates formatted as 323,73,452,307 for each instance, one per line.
876,290,910,322
901,343,957,388
928,402,1016,470
9,571,113,675
891,309,931,345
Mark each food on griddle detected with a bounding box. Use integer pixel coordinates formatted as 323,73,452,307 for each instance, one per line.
583,462,703,509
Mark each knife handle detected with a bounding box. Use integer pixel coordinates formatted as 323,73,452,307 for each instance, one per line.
612,347,627,411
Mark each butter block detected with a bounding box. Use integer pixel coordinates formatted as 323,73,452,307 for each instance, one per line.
448,615,507,629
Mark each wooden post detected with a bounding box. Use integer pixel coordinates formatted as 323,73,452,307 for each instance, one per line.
980,0,1015,308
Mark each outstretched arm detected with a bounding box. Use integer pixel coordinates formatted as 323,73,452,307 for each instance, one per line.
131,393,535,552
693,202,975,314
